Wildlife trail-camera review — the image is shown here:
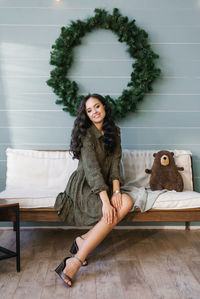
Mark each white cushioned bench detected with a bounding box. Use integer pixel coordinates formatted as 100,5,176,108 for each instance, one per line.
0,148,200,230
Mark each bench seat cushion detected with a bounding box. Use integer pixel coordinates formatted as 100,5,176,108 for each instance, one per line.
1,191,200,210
153,191,200,209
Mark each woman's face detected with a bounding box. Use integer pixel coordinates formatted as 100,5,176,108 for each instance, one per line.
85,97,106,125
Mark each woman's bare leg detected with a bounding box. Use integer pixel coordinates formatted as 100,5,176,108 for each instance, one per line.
77,193,131,244
77,194,132,259
63,194,133,285
75,229,92,248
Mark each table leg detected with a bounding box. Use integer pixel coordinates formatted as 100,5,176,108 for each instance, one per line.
15,206,20,272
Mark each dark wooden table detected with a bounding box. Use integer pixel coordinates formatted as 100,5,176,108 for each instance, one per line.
0,201,20,272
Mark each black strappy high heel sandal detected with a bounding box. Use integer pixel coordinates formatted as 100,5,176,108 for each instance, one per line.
70,236,88,266
55,255,83,287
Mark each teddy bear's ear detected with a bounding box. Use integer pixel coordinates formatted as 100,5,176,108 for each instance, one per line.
153,153,157,157
171,152,174,156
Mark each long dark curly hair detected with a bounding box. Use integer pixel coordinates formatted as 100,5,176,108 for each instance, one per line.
70,93,117,159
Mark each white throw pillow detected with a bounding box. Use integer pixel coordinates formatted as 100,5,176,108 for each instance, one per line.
5,148,78,192
174,150,193,191
121,150,193,191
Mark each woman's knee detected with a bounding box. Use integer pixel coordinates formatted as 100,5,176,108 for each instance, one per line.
122,194,133,211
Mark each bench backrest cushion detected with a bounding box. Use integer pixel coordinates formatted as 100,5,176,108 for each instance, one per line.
122,150,193,191
5,148,193,192
6,149,78,191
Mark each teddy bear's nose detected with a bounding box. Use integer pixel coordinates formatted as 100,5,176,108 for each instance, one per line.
161,155,169,166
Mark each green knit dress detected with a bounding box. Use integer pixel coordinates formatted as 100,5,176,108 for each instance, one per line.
54,124,123,226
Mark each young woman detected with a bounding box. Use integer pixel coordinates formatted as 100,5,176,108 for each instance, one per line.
54,93,133,287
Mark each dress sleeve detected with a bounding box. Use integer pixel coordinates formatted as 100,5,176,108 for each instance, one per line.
80,133,109,194
109,126,124,184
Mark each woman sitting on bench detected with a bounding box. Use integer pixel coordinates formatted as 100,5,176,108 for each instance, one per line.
54,93,133,287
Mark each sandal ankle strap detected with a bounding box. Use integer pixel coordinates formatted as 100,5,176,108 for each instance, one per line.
73,255,83,266
80,235,85,240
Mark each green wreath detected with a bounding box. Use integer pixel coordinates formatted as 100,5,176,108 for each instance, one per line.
47,8,161,120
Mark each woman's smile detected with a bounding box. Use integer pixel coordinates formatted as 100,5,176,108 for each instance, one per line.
93,113,101,119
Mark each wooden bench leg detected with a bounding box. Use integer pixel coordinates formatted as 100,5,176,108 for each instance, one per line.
185,221,190,231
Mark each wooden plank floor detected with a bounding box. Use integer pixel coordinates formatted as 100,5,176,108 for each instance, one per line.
1,228,200,299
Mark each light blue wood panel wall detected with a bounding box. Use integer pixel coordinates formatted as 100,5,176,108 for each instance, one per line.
0,0,200,195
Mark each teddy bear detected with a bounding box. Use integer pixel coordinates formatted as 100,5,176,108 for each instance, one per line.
145,150,184,192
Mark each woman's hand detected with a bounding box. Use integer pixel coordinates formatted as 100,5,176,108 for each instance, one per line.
111,192,122,211
102,201,116,224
